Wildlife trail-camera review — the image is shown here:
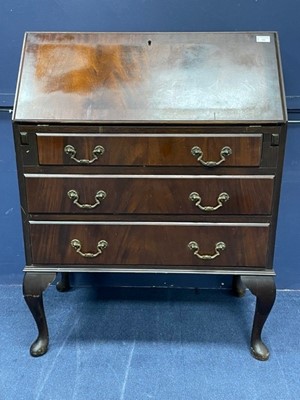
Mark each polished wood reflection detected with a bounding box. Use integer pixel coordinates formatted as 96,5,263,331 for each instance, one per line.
25,176,274,215
37,134,262,166
14,32,285,122
30,223,270,267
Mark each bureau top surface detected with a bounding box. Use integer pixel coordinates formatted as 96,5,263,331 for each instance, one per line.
13,32,286,124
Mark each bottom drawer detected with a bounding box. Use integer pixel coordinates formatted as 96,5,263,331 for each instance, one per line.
29,222,270,268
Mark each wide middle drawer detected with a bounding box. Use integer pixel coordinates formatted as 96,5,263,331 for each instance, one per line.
25,174,274,215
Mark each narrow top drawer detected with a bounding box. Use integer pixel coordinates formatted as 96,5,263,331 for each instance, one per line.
36,133,262,167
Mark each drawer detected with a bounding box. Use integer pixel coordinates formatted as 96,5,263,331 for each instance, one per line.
29,222,270,268
25,175,274,215
36,133,262,167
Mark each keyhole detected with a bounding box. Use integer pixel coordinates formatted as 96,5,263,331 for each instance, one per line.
148,39,152,46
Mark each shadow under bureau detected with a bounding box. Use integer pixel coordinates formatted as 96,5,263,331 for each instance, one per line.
12,32,287,360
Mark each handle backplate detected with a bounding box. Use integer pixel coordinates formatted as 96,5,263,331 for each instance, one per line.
70,239,108,258
67,189,106,209
191,146,232,167
64,144,105,164
188,241,226,260
189,191,229,212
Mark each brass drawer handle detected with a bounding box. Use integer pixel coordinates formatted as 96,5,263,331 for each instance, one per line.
64,144,105,164
67,189,106,209
188,241,226,260
189,191,229,212
70,239,108,258
191,146,232,167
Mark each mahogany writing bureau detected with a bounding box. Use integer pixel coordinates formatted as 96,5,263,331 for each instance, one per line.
12,32,287,360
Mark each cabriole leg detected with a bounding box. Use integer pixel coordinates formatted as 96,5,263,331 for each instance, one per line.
23,272,57,357
232,275,246,297
241,275,276,361
56,272,71,292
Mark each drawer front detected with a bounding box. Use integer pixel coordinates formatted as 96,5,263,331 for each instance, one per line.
25,175,274,215
29,222,270,267
36,134,262,167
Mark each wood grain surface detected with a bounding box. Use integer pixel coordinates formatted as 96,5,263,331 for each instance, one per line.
25,175,274,215
29,222,270,267
36,134,263,167
14,32,285,123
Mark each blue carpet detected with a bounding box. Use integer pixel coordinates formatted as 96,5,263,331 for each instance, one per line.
0,285,299,400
